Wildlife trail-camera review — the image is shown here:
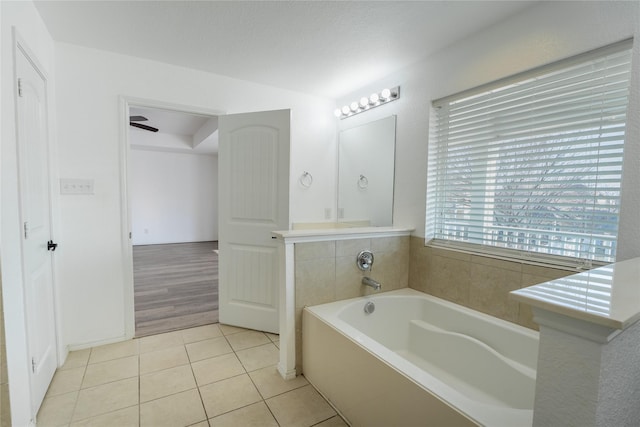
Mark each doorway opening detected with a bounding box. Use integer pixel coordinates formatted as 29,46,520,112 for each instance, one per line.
125,103,222,337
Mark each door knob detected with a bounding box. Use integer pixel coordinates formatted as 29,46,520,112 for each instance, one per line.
47,240,58,251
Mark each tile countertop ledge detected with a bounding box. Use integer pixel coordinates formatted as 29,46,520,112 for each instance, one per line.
510,256,640,330
272,226,414,243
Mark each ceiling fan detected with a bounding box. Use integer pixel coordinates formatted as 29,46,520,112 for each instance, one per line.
129,115,158,132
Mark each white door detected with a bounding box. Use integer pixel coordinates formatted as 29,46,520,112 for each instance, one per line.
15,44,58,415
218,109,290,333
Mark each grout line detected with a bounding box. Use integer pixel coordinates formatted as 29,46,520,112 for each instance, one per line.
46,323,335,427
66,349,90,424
187,340,210,423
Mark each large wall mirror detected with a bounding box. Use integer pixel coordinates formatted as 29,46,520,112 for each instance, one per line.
338,115,396,226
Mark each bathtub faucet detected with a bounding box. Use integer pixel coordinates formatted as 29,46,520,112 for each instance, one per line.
362,276,382,291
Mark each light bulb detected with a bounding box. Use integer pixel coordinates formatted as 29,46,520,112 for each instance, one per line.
341,105,350,115
381,88,391,100
350,102,359,112
359,97,369,108
334,109,342,118
369,93,380,104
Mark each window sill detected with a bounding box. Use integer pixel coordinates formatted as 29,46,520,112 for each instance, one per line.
425,241,609,273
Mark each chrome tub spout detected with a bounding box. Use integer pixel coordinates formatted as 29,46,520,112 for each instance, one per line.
362,276,382,291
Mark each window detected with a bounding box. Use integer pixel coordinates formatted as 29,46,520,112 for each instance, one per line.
426,40,633,268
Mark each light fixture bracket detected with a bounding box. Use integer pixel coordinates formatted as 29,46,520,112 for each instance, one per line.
335,86,400,120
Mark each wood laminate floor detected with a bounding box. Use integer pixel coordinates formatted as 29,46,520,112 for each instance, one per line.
133,241,218,337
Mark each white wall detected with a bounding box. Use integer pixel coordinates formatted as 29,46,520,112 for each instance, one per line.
131,148,218,245
1,2,56,425
337,1,640,260
54,42,336,349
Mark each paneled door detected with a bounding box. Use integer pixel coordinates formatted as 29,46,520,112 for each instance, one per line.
15,42,58,415
218,109,290,333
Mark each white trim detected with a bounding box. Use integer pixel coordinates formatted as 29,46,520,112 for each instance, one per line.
277,242,297,380
129,144,218,156
272,226,413,244
118,96,226,338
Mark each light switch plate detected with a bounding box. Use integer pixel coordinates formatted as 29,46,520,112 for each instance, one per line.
60,179,94,195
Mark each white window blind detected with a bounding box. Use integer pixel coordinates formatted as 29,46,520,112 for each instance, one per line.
426,40,632,268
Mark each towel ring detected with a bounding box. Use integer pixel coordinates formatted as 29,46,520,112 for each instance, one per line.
299,171,313,188
358,174,369,189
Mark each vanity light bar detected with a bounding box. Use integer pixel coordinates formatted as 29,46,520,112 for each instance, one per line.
334,86,400,120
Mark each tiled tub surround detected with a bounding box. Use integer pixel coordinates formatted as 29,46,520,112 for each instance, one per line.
409,236,575,330
304,289,538,426
294,234,410,374
36,323,346,427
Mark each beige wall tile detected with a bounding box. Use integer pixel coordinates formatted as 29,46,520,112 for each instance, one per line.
371,236,407,253
521,274,554,288
425,254,471,305
373,251,408,291
409,236,430,293
295,309,303,375
471,255,522,272
335,256,365,301
295,241,335,261
468,263,521,322
409,236,550,329
295,259,336,308
335,238,372,257
518,303,539,331
522,264,574,280
430,246,472,262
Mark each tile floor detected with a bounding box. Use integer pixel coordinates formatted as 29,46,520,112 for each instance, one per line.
37,324,347,427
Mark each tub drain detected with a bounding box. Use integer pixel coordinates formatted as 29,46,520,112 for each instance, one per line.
364,301,375,315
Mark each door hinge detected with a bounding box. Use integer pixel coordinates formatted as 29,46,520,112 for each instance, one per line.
24,221,29,239
31,357,36,373
18,78,23,97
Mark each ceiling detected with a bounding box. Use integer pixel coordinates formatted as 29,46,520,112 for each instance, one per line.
129,107,211,136
33,0,537,99
129,106,219,154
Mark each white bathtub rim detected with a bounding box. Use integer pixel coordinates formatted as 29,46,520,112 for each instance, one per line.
305,288,536,427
